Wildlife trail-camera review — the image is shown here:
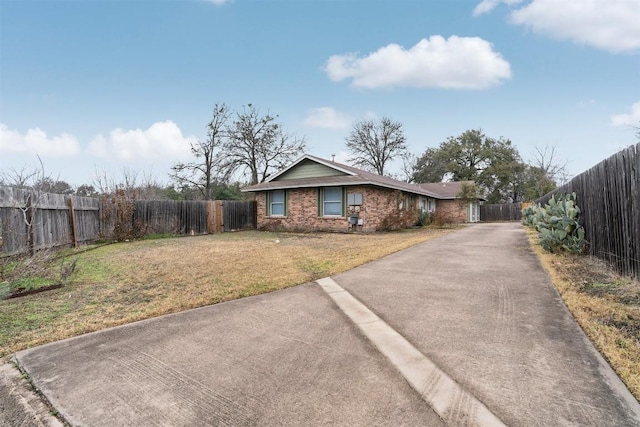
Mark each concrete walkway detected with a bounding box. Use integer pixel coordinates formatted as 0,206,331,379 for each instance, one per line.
10,223,640,426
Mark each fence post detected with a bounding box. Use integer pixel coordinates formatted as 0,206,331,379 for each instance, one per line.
68,196,78,248
216,201,224,232
26,192,35,256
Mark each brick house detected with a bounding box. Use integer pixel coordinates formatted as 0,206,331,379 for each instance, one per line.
242,155,482,232
418,181,482,224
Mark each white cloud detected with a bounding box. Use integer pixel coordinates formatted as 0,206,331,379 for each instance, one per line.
509,0,640,53
304,107,351,130
0,123,80,157
207,0,232,5
611,101,640,126
87,121,196,162
473,0,523,16
324,35,512,90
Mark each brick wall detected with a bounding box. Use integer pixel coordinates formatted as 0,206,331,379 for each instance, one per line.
436,199,468,223
256,186,414,232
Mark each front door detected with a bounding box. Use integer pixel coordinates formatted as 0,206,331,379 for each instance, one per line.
468,202,479,223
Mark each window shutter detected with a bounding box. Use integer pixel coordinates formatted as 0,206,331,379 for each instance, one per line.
317,188,322,217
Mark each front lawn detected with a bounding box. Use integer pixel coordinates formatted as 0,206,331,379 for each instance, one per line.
0,228,453,359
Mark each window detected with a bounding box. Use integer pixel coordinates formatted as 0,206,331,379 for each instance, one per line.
267,190,285,216
319,187,344,216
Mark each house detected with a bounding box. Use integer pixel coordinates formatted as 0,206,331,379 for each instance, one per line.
418,181,482,223
241,154,481,232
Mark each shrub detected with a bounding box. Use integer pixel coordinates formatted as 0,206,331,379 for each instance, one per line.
416,210,431,227
430,210,453,227
108,189,146,241
377,208,418,231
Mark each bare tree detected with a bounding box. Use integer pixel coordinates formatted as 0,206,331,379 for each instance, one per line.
95,166,168,199
169,103,230,199
1,157,48,255
345,117,408,176
531,145,569,185
223,104,306,184
399,152,417,183
0,166,39,189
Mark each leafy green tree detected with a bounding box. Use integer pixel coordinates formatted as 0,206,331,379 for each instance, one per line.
33,177,74,195
412,147,448,183
76,184,99,197
413,129,523,203
518,166,556,201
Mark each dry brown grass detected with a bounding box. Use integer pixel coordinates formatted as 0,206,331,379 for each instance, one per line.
525,229,640,400
0,228,453,359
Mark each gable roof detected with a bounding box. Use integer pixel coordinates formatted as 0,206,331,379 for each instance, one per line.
242,154,484,200
242,154,441,198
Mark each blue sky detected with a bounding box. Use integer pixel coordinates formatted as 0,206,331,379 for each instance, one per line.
1,0,639,187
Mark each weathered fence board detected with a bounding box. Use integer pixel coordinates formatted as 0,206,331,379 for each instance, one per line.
223,201,257,231
0,187,100,255
536,143,639,277
207,201,223,233
1,186,258,255
480,203,522,222
134,200,209,235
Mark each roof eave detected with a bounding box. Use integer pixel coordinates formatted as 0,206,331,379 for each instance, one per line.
243,180,440,197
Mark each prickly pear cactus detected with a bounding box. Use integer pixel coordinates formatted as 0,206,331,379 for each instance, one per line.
522,193,586,253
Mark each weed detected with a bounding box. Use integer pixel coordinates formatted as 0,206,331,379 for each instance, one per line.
59,259,77,284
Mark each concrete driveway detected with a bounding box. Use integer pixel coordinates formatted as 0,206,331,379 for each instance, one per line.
10,223,640,426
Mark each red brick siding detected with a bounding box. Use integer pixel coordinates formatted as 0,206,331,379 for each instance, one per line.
256,186,417,231
436,199,468,223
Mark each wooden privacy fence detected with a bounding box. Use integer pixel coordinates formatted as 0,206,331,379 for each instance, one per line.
134,200,211,235
480,203,522,221
0,187,258,256
223,200,257,231
131,200,255,234
536,143,639,278
0,187,100,255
